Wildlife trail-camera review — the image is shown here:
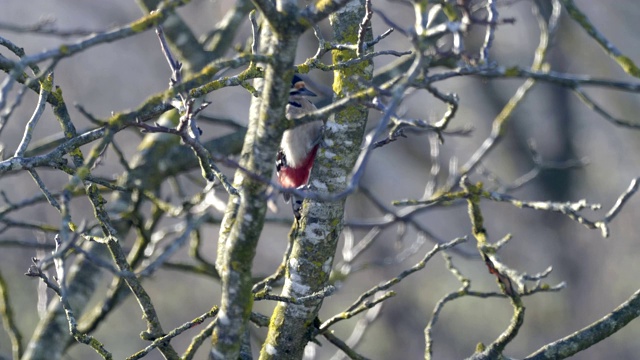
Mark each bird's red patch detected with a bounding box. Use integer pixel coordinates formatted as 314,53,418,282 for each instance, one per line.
277,144,319,189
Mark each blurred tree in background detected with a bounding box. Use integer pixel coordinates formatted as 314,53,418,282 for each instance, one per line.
1,0,640,359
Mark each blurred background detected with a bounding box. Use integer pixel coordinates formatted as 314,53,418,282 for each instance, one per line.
1,0,640,359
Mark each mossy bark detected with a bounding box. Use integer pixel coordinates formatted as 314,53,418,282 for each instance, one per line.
258,1,373,358
212,20,302,360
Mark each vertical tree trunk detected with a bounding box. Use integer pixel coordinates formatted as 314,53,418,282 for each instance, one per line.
259,1,373,358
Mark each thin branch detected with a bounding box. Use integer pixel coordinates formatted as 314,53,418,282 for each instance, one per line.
573,88,640,128
429,66,640,93
252,227,296,293
25,235,114,359
480,0,498,62
0,271,23,359
0,17,99,37
395,176,639,238
127,307,219,360
356,0,373,57
476,139,589,192
328,298,383,360
600,177,640,230
0,83,28,137
27,168,61,211
136,214,208,277
319,291,393,333
13,73,50,157
182,318,217,360
156,25,182,87
0,238,56,249
560,0,640,78
2,0,189,69
249,10,259,56
255,286,336,305
524,287,640,360
320,237,466,332
323,331,370,360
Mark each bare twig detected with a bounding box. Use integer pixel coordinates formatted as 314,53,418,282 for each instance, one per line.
27,168,61,211
560,0,640,78
573,88,640,128
25,235,113,359
183,318,217,360
0,270,23,359
156,25,182,87
255,286,335,305
252,227,296,293
320,237,466,332
356,0,373,57
2,0,189,69
524,288,640,359
127,307,219,360
13,71,50,155
480,0,498,62
323,331,370,360
136,214,208,277
328,296,383,360
0,17,99,37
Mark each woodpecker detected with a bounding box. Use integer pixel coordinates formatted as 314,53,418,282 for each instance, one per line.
276,75,323,219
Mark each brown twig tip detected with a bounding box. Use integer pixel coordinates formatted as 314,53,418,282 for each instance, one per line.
155,25,182,87
483,254,517,298
372,129,407,148
25,259,62,296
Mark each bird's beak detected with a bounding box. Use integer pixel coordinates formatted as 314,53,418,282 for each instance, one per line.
298,87,317,97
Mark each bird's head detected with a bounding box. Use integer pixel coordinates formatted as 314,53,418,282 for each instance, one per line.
290,75,317,98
